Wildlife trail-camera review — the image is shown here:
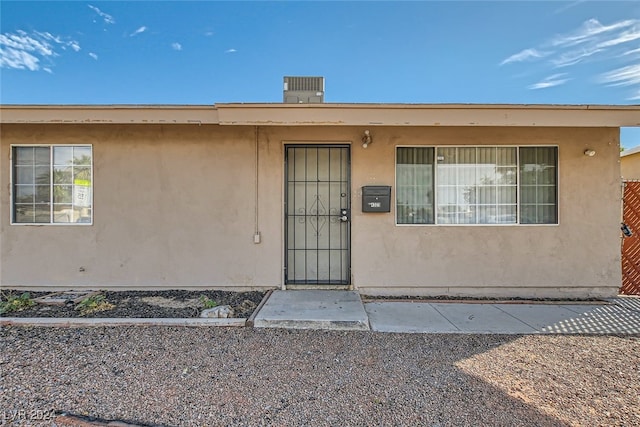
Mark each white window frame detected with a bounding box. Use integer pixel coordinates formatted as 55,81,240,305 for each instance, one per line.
395,145,559,226
10,144,94,226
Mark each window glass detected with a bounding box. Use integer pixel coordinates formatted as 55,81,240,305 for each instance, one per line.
15,186,35,204
35,185,50,203
12,145,92,224
397,145,557,225
15,147,35,165
435,147,517,225
519,147,558,224
53,147,73,166
396,147,435,224
35,147,50,165
15,166,35,185
73,146,92,164
35,166,50,184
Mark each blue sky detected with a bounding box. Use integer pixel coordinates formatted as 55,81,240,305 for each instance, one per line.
1,1,639,146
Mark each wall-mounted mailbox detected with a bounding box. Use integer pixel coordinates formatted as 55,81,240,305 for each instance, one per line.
362,185,391,212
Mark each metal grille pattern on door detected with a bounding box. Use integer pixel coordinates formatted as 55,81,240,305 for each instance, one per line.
621,180,640,295
285,146,350,285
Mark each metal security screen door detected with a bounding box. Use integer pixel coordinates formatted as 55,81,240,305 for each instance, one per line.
285,145,351,285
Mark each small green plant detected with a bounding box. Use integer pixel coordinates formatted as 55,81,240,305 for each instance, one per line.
0,292,36,314
199,296,218,309
75,294,114,316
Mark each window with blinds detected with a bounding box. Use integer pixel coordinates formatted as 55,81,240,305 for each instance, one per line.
396,146,558,225
396,147,435,224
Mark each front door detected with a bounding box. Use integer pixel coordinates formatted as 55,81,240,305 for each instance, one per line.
285,145,350,285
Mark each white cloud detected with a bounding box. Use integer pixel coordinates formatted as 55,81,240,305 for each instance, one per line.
596,25,640,48
528,73,570,90
0,31,53,56
505,18,640,98
623,47,640,56
35,31,63,46
89,52,98,60
528,81,563,90
0,47,40,71
225,48,237,53
43,67,52,74
551,18,637,47
171,42,182,51
130,26,147,37
550,47,602,67
600,64,640,87
628,88,640,100
0,30,80,72
500,48,549,65
88,5,115,25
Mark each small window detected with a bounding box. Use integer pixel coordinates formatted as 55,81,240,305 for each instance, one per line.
12,145,93,225
396,146,558,225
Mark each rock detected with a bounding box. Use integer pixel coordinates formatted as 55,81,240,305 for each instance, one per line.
200,305,234,318
141,296,200,309
241,299,257,310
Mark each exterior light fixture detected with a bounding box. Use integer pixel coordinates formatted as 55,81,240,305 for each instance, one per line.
362,130,372,148
584,149,596,157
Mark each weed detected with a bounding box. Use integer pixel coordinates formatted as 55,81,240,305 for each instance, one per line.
199,296,218,309
0,292,36,314
75,294,114,316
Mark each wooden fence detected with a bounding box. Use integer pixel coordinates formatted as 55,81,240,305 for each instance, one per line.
621,180,640,295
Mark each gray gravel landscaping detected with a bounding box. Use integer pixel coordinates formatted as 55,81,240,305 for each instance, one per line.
1,326,638,426
0,290,266,319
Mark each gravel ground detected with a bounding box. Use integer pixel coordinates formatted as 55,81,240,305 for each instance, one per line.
0,291,266,319
1,327,638,427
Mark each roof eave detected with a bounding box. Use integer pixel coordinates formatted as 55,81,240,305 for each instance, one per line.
1,103,639,127
0,105,219,125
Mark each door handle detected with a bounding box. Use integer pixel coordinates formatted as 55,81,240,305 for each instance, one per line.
339,209,349,222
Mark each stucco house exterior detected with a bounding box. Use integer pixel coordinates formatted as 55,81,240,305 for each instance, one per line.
621,145,640,180
1,103,639,298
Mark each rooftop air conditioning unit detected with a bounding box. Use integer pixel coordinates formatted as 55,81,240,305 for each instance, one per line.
283,76,324,103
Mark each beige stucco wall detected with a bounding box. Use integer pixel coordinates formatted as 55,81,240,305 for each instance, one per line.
0,124,282,290
621,152,640,180
346,126,621,298
1,124,622,297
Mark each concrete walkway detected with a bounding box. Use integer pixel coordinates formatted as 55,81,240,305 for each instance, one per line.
252,290,370,331
253,290,640,334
